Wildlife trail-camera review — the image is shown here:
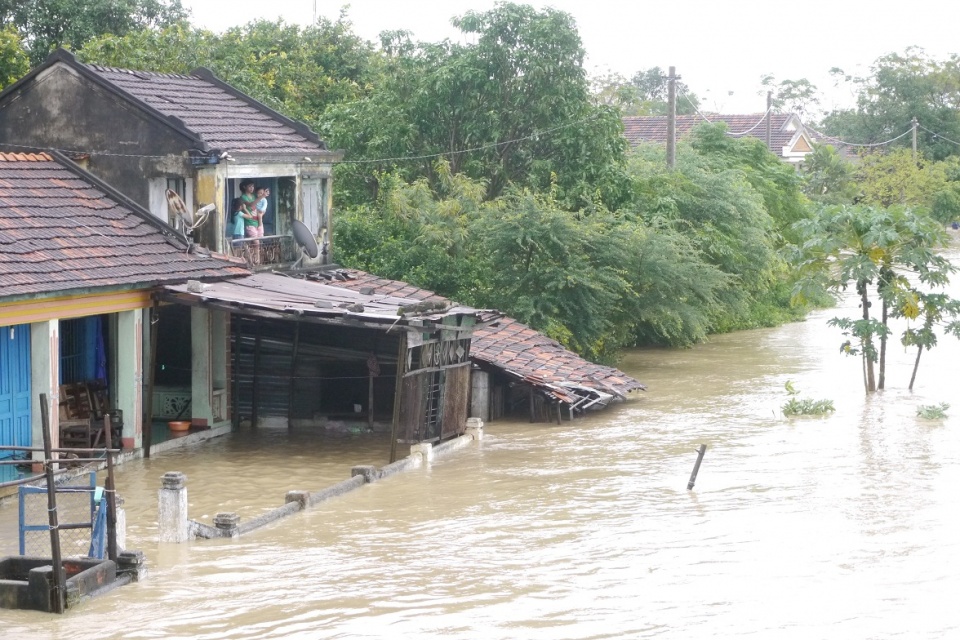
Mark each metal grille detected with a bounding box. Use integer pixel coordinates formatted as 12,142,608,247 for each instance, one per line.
19,473,95,558
230,235,298,267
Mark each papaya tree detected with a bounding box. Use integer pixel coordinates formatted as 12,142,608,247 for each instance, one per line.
897,291,960,390
791,204,954,393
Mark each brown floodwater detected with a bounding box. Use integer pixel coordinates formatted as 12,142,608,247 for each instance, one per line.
3,248,960,639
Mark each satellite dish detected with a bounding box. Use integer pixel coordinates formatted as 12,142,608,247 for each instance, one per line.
291,220,319,268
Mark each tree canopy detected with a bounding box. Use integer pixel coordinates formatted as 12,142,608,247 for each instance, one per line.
820,48,960,160
1,0,187,64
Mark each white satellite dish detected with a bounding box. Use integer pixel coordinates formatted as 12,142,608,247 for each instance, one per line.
291,220,319,269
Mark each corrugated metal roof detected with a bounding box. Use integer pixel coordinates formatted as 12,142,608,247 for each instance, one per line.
322,270,646,404
162,272,494,331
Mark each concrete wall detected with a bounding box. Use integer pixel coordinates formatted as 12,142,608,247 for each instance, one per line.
0,63,194,209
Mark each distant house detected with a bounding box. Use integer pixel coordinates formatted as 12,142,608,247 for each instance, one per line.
622,113,815,163
0,49,342,267
0,151,247,463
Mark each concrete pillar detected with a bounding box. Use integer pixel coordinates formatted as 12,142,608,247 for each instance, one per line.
191,307,213,428
116,310,143,450
158,472,189,543
30,319,60,461
465,417,484,441
285,490,310,509
117,550,148,582
351,465,380,483
470,369,490,422
410,442,434,463
209,309,228,424
214,512,240,538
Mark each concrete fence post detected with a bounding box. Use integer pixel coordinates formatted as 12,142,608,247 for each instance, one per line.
465,417,484,441
214,512,240,538
117,550,148,582
410,442,433,463
158,472,189,543
352,465,380,483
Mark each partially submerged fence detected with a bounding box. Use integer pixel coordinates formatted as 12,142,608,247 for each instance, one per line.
158,419,485,542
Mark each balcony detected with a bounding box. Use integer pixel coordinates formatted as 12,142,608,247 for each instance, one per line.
230,234,299,269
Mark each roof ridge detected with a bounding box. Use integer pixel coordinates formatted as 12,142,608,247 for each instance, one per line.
86,64,198,81
0,152,53,162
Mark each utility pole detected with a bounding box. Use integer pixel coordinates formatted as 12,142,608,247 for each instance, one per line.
912,116,918,163
765,91,773,151
667,66,676,168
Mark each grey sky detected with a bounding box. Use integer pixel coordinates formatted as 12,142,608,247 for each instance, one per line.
183,0,959,115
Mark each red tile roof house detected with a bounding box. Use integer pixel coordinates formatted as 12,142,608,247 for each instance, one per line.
623,113,815,163
0,48,342,268
0,150,248,468
0,50,643,454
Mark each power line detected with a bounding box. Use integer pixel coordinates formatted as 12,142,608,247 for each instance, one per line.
917,123,960,148
337,111,605,165
805,124,913,148
677,89,772,137
1,109,605,166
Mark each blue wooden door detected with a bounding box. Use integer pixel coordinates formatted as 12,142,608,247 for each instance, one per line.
0,324,32,458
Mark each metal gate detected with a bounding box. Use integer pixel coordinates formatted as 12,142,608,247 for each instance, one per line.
19,473,99,558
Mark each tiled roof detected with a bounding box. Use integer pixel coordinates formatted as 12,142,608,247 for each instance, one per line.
623,113,802,157
326,269,646,404
0,152,249,298
85,64,326,154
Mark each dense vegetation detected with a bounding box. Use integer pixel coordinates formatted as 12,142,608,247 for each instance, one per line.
3,3,959,368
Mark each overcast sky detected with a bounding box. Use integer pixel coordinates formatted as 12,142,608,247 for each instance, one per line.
182,0,960,115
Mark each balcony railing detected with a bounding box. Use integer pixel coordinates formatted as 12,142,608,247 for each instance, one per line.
230,234,298,268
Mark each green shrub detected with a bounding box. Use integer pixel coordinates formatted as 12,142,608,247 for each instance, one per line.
916,403,950,419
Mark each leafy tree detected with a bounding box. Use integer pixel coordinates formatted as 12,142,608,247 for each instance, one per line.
854,148,948,208
897,291,960,390
760,74,821,118
800,143,857,204
591,66,701,116
1,0,188,64
324,3,629,209
820,48,960,160
624,130,812,338
791,204,954,393
0,24,28,88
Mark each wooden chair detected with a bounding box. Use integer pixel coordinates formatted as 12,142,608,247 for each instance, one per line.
58,381,122,449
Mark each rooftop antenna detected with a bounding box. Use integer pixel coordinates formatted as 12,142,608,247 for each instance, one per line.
291,219,319,269
166,189,214,249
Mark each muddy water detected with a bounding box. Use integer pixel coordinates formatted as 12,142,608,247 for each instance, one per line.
4,253,960,639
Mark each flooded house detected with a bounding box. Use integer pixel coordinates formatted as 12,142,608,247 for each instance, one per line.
0,150,247,472
0,50,643,468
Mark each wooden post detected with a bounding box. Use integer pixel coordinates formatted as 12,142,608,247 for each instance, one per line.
103,414,118,562
232,316,242,429
912,116,918,164
287,320,300,429
39,394,65,614
367,374,375,432
144,301,159,458
766,91,773,150
687,444,707,490
389,332,408,464
251,321,262,429
667,66,676,168
528,386,536,423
